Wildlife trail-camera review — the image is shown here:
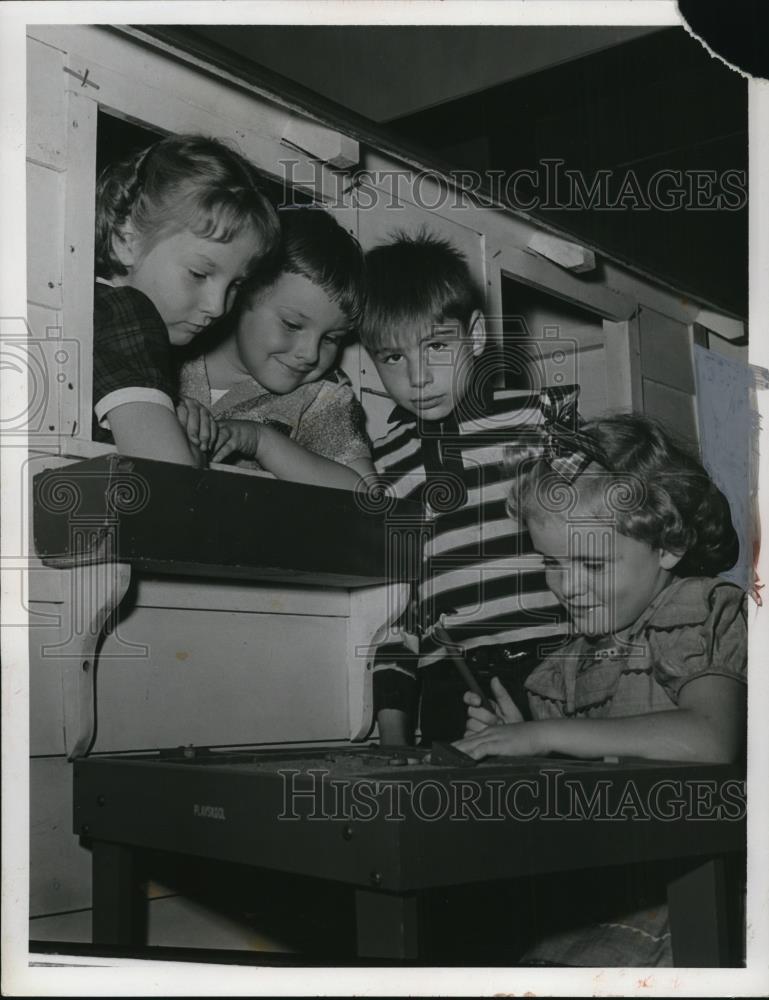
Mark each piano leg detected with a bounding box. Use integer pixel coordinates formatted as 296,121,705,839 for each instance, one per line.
667,856,734,966
91,840,147,947
354,888,419,959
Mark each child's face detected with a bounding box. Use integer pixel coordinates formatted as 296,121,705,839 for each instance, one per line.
117,226,259,346
234,272,349,393
371,313,485,421
527,505,679,636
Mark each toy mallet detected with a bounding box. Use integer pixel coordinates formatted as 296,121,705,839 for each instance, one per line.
432,624,495,715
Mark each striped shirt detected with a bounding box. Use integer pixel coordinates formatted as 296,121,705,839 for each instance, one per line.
372,384,579,712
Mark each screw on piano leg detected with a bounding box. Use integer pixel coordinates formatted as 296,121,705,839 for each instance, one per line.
91,841,147,948
354,887,419,959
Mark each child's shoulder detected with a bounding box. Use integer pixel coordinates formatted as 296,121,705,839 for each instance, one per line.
94,281,164,329
643,576,746,634
636,577,748,697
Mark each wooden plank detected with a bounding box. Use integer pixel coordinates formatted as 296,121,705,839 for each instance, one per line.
131,577,349,618
499,248,636,322
17,305,79,439
94,607,350,752
282,113,359,170
639,307,696,393
527,231,596,273
61,88,97,445
34,457,420,588
30,572,348,618
642,378,698,450
57,31,344,205
32,604,352,756
696,308,745,343
483,238,505,360
27,163,64,309
30,607,66,755
603,319,638,412
27,37,67,169
30,757,92,917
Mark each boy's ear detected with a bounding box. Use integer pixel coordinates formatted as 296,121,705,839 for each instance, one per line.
659,548,684,571
111,222,138,269
468,310,486,357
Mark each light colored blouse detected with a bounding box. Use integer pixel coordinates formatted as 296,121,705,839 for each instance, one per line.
179,354,372,470
525,576,747,720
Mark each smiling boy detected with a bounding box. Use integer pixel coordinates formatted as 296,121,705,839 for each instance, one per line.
361,230,579,746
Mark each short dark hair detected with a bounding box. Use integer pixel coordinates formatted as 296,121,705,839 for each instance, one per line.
241,207,365,324
95,133,279,279
507,414,739,578
359,229,485,350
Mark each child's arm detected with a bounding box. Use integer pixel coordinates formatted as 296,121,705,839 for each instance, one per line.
212,419,374,489
455,674,746,764
93,286,202,466
377,708,414,746
176,396,222,457
108,402,202,466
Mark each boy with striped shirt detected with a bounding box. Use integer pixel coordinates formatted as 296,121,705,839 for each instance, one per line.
362,231,578,746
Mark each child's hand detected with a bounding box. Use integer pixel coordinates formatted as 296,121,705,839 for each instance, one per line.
463,676,523,735
176,396,219,454
453,721,541,761
211,419,261,463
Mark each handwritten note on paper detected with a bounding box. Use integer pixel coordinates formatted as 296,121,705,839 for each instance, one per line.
693,345,756,591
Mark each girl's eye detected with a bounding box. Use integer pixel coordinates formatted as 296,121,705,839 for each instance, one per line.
281,318,301,332
323,335,343,347
189,269,207,280
384,353,403,365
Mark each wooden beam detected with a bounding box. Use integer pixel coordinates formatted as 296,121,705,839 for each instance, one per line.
501,248,636,321
34,455,421,589
527,231,596,273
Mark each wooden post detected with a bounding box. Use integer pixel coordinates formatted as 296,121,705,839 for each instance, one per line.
355,888,419,960
667,857,731,967
49,526,131,759
91,840,147,946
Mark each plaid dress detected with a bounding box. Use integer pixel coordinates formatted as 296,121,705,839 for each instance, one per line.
92,283,177,443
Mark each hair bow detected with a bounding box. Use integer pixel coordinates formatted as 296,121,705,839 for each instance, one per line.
538,387,607,483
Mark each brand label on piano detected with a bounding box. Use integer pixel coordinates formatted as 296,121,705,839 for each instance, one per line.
193,803,226,820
